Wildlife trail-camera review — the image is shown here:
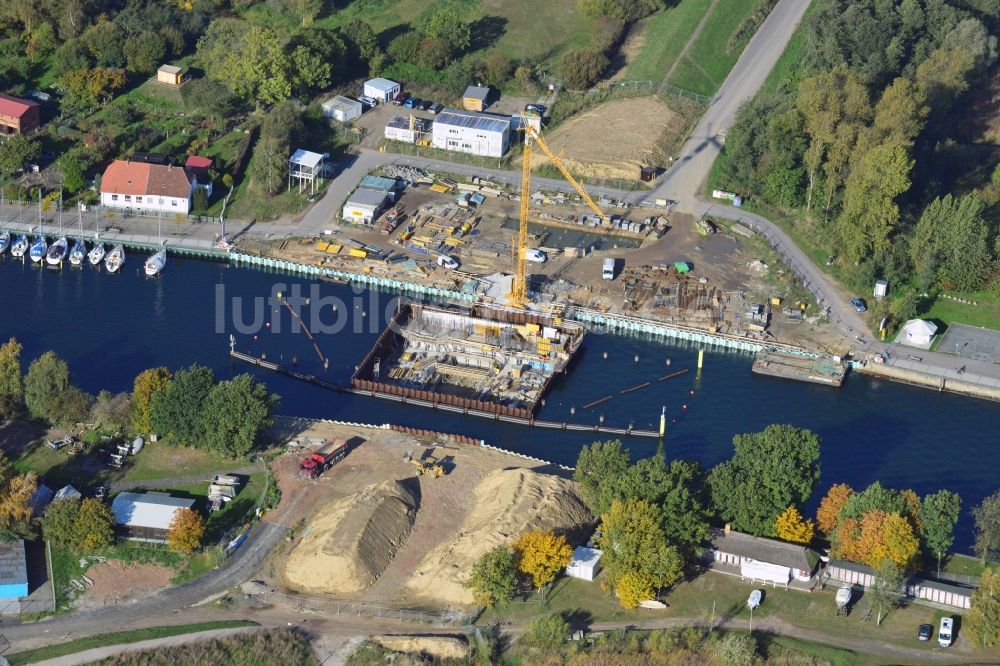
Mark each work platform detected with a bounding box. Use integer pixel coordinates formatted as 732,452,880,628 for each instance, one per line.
752,350,848,387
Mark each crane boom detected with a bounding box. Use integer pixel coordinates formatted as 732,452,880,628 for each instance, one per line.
526,126,609,225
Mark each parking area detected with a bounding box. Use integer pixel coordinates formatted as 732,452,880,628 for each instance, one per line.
937,322,1000,363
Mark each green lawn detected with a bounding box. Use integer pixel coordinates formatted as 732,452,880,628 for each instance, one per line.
668,0,764,96
941,554,986,578
764,634,871,666
919,291,1000,331
5,621,257,665
626,0,713,82
760,0,818,96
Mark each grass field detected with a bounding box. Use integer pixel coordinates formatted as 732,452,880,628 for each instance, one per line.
5,621,257,665
919,292,1000,331
760,0,818,96
667,0,765,96
625,0,712,82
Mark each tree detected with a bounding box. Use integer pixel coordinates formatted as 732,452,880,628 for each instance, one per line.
131,367,171,435
167,507,205,554
855,510,920,569
518,613,568,651
59,68,127,109
423,9,471,55
289,44,332,95
573,439,630,517
658,459,712,556
974,491,1000,564
217,26,291,106
615,571,654,610
199,374,277,458
559,48,608,89
870,558,904,625
775,506,814,544
180,79,236,122
91,390,130,433
0,338,24,418
42,499,80,549
0,134,40,178
249,136,289,197
465,545,517,607
514,530,573,592
150,364,214,446
197,17,251,80
192,186,209,213
74,498,114,551
919,490,961,575
714,631,759,666
387,31,421,63
911,194,991,292
58,157,86,194
0,473,38,541
709,425,821,537
598,499,683,598
24,351,72,422
841,482,907,519
967,567,1000,648
123,31,166,73
817,483,853,535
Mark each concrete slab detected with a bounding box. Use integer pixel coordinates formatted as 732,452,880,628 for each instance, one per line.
937,323,1000,364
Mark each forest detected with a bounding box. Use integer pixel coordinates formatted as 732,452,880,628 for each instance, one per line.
716,0,1000,327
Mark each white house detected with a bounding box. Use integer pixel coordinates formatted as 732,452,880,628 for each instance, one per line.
342,188,389,225
565,546,602,581
100,160,193,214
901,319,937,347
112,491,196,543
431,108,511,158
362,78,400,103
322,95,363,122
708,527,819,586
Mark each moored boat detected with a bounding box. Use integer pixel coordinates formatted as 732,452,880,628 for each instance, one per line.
144,248,166,276
69,239,86,266
104,244,125,273
10,235,28,258
88,242,106,266
46,237,69,266
0,231,9,255
29,236,48,263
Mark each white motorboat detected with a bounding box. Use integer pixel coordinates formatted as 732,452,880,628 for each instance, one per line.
46,236,69,266
69,239,86,266
0,231,9,255
88,242,106,266
10,234,28,258
29,236,48,263
747,589,762,610
836,586,852,609
104,244,125,273
144,248,166,276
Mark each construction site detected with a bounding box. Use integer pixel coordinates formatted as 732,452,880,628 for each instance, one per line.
352,303,585,419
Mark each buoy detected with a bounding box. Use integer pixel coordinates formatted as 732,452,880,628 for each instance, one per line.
603,351,608,360
599,414,605,424
690,389,695,395
252,335,258,341
682,404,688,410
666,358,672,366
570,406,576,415
634,354,639,363
697,349,704,369
277,291,283,299
659,406,666,437
265,322,271,328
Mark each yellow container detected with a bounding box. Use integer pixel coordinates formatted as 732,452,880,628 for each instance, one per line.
348,248,368,258
326,244,341,254
315,242,329,252
770,297,782,306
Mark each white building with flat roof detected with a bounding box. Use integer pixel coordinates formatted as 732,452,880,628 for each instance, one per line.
322,95,363,122
431,108,511,158
363,78,400,102
342,188,389,225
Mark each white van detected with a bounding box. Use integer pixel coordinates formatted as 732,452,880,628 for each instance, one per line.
603,258,615,280
938,616,953,647
525,248,548,263
437,255,459,270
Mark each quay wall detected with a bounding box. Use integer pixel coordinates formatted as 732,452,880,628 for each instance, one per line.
858,363,1000,402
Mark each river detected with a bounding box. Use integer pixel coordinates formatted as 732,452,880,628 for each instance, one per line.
1,255,996,550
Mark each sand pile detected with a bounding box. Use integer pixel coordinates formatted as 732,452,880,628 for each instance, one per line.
373,635,470,660
405,468,592,605
284,480,418,594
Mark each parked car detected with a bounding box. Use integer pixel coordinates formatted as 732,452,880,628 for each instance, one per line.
918,624,932,641
359,95,378,107
524,103,547,115
417,99,432,110
938,617,954,647
393,91,410,105
437,255,460,270
525,248,548,263
404,97,420,109
850,297,867,312
429,103,444,114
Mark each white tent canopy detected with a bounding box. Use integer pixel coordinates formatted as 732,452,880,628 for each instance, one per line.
741,559,792,585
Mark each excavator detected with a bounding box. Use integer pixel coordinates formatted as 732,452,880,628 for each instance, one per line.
404,449,446,477
509,111,609,308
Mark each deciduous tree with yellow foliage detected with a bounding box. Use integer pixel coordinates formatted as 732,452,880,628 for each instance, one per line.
775,506,815,544
615,571,654,610
817,483,853,535
514,529,573,592
166,508,205,555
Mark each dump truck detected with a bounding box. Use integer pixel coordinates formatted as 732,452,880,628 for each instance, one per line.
299,438,349,478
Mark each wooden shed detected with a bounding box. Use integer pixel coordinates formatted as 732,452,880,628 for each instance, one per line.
157,65,183,86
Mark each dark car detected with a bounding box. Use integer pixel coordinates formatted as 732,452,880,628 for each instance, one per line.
524,103,547,115
404,97,419,109
429,103,444,114
417,99,432,110
393,91,410,105
918,624,933,641
850,297,867,313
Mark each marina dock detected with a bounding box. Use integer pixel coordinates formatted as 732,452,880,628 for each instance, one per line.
752,350,848,387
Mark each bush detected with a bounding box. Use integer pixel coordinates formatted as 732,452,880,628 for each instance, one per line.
558,48,609,90
714,632,760,666
519,613,569,651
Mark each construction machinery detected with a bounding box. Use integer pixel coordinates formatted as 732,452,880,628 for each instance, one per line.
405,450,446,477
299,438,349,479
509,112,609,307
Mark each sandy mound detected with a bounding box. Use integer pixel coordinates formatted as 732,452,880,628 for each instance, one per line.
405,468,592,605
284,480,418,594
537,97,681,180
373,635,470,660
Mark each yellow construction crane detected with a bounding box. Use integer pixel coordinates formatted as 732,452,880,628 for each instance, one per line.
509,113,609,307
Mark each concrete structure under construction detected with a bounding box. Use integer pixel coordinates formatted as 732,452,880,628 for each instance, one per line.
353,303,585,418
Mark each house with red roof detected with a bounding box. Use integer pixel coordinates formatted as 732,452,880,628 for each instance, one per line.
99,160,194,214
0,93,40,135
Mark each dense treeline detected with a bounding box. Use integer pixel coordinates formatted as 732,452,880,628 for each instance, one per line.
718,0,1000,323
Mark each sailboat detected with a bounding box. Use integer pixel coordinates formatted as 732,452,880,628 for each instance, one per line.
29,235,48,263
10,234,28,258
46,237,68,266
104,244,125,273
0,231,9,255
88,242,105,266
69,238,86,265
144,248,166,276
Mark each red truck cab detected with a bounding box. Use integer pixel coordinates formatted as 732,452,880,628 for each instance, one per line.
299,438,348,478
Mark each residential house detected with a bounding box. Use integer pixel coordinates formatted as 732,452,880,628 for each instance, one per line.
0,93,40,135
708,527,819,586
111,491,196,543
431,108,511,158
100,160,194,214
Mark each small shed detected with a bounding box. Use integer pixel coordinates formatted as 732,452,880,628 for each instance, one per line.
343,188,389,225
565,546,602,581
462,85,491,112
322,95,363,122
288,149,327,196
54,485,82,502
902,319,937,347
0,540,28,599
363,78,401,103
156,65,183,86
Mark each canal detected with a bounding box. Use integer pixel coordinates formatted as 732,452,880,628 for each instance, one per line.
1,256,996,549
